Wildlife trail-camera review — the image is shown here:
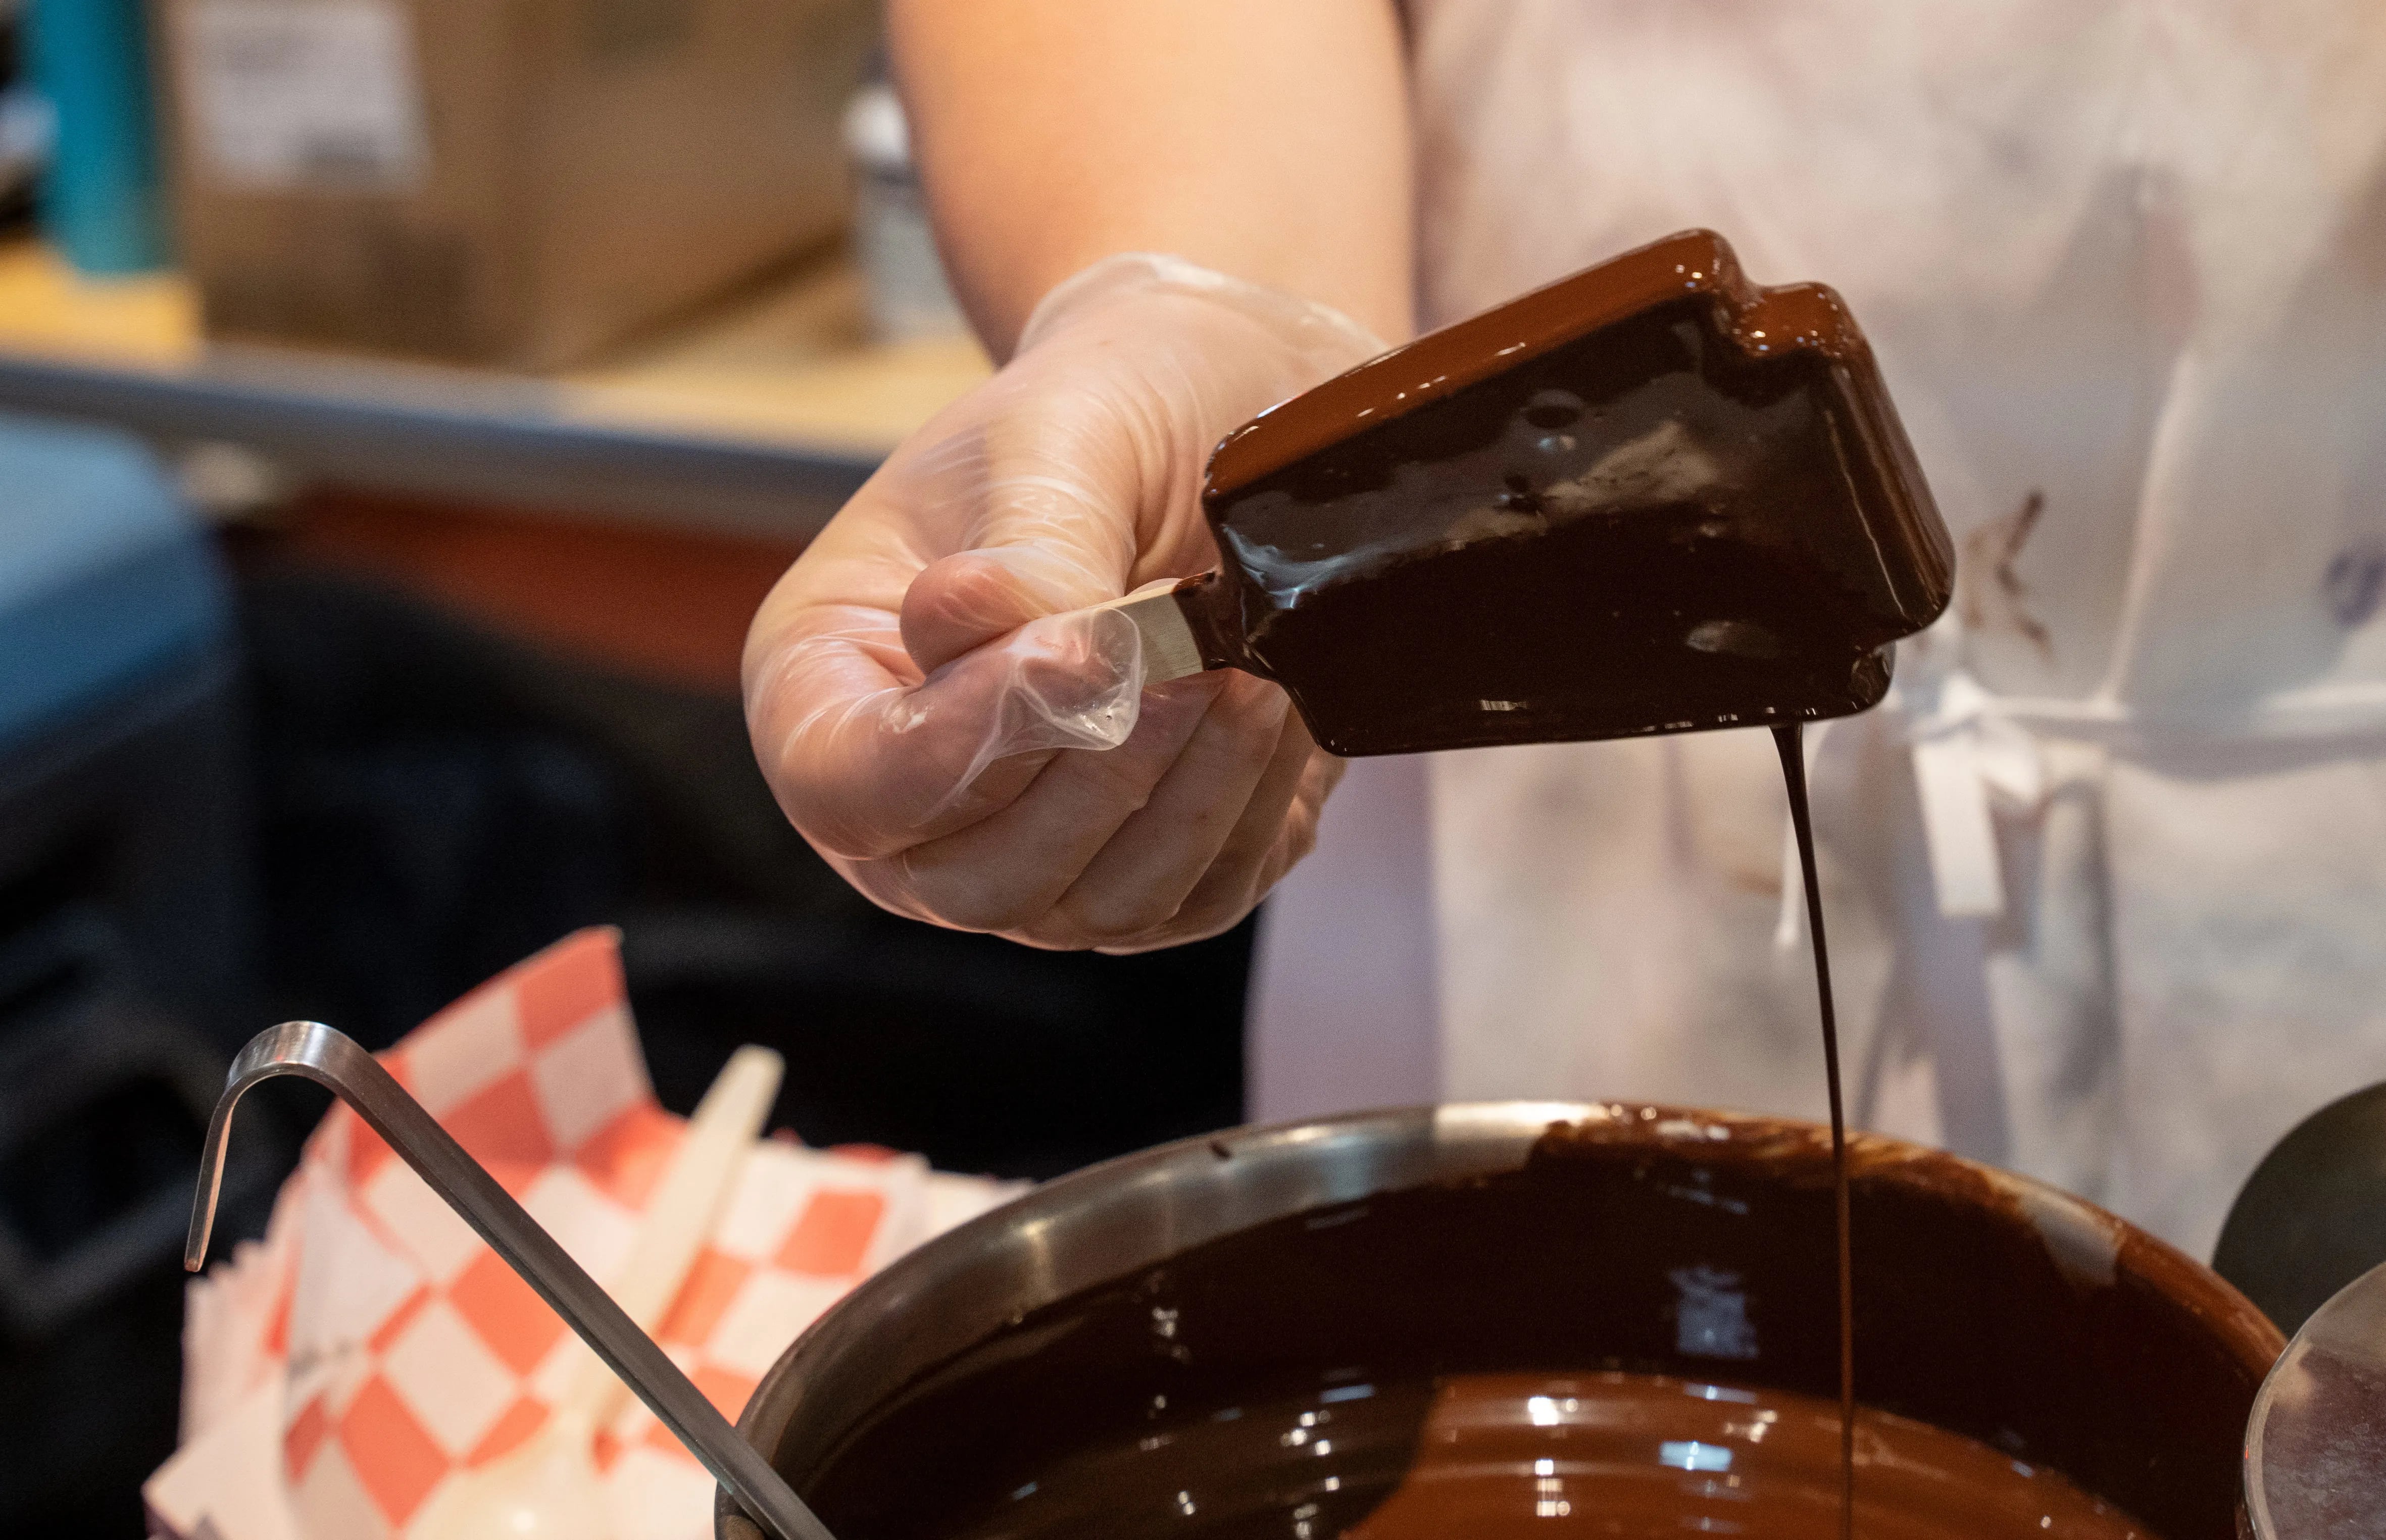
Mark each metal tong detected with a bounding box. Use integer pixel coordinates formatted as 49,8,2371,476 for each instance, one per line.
185,1020,836,1540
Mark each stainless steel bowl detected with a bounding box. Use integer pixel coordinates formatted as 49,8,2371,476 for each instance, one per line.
721,1103,2281,1540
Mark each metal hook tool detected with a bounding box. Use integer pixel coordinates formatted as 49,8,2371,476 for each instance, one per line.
186,1020,837,1540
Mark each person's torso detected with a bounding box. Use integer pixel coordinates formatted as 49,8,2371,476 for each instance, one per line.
1342,0,2386,1254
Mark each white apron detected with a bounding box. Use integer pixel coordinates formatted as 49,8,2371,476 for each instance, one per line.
1250,0,2386,1258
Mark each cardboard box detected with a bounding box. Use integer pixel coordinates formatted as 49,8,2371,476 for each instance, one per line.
154,0,875,369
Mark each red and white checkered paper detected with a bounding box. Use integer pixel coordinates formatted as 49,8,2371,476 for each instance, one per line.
147,928,1020,1540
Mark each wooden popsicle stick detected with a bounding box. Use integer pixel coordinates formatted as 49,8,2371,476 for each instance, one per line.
1087,577,1213,684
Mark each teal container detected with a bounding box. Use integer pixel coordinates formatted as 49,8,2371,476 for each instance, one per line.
28,0,169,274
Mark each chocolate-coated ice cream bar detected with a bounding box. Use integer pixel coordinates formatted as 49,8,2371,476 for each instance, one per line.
1099,229,1955,757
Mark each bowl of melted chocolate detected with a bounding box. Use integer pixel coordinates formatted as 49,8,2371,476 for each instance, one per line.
718,1104,2280,1540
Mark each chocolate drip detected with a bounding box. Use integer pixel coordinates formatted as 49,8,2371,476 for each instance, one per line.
1778,722,1858,1540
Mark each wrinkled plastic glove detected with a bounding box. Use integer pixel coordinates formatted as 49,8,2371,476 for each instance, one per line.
744,254,1385,952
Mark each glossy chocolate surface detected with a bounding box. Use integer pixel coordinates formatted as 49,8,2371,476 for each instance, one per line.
1353,1372,2146,1539
794,1116,2278,1540
832,1368,2150,1540
1186,230,1953,757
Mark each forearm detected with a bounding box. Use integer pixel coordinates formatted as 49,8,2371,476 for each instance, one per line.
887,0,1415,357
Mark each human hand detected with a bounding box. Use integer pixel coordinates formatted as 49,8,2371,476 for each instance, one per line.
743,254,1383,951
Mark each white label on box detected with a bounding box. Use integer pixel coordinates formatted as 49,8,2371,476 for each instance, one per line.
178,0,428,191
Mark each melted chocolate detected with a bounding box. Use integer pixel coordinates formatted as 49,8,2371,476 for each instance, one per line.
1777,723,1860,1540
796,1117,2277,1540
1352,1372,2148,1540
864,1370,2147,1540
1168,230,1953,756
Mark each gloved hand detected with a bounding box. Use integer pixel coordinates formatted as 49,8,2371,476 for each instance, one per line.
744,254,1385,951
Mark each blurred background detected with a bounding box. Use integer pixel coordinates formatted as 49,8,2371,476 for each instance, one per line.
0,1,1255,1531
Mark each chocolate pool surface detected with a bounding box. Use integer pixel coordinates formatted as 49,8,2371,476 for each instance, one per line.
915,1369,2152,1540
1350,1372,2148,1540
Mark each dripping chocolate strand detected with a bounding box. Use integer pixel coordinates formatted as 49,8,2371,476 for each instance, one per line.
1775,723,1856,1540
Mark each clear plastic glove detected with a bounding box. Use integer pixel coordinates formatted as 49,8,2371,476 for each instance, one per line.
744,254,1385,951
